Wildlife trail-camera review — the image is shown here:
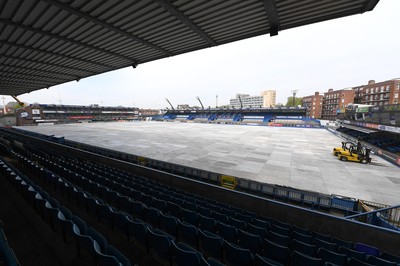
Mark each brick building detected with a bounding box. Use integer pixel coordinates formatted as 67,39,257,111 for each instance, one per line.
321,89,355,121
302,92,323,119
353,79,400,106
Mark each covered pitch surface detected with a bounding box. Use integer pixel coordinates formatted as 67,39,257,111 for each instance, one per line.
19,122,399,206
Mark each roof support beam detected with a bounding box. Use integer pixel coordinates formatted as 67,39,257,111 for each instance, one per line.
262,0,280,36
1,69,68,83
0,77,53,88
0,19,138,66
153,0,216,46
41,0,173,56
0,55,97,76
1,40,114,70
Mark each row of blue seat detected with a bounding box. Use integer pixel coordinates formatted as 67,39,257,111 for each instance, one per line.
0,158,131,266
14,148,400,266
3,133,400,266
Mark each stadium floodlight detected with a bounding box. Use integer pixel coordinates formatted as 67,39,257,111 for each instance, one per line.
291,90,298,106
196,96,204,110
165,98,174,110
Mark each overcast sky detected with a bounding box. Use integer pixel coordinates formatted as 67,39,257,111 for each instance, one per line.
3,0,400,109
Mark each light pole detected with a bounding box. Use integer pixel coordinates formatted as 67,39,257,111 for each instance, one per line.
216,95,218,108
291,90,298,107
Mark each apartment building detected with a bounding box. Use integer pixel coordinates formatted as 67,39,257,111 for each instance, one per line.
302,92,323,119
321,89,355,121
353,79,400,106
230,90,276,109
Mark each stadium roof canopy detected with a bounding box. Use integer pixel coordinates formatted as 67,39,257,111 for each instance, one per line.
0,0,379,96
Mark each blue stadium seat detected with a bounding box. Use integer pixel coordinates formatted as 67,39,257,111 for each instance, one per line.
107,245,132,266
366,256,397,266
71,215,88,235
216,221,237,244
207,257,225,266
56,211,74,244
129,200,144,220
290,251,322,266
112,211,130,237
312,232,331,243
183,200,197,211
143,206,161,228
237,229,261,254
331,237,354,250
147,227,173,266
254,254,284,266
167,201,183,218
246,223,267,239
291,225,310,236
198,230,224,262
380,252,400,264
338,246,366,261
292,230,313,244
317,247,347,265
235,213,253,224
347,257,374,266
262,239,290,265
172,241,206,266
291,239,316,257
0,241,19,266
126,217,148,250
160,213,179,239
87,227,108,254
354,243,380,256
93,241,119,266
177,220,198,249
274,220,291,230
266,230,290,248
182,208,198,226
197,205,212,217
197,214,216,233
228,216,246,231
314,238,337,252
153,198,167,211
270,224,290,237
224,241,253,266
212,211,229,224
72,224,95,259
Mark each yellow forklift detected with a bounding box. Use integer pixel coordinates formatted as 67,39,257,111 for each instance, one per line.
333,141,354,156
337,146,372,164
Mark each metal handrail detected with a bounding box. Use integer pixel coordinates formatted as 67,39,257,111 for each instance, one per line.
346,204,400,219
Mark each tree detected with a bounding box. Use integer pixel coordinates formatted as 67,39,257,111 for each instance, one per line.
285,97,303,107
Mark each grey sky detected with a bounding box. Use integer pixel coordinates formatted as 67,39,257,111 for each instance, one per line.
5,0,400,109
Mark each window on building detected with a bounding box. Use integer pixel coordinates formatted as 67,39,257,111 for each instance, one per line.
371,88,374,93
366,88,369,93
395,93,399,99
386,85,390,91
381,86,384,92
